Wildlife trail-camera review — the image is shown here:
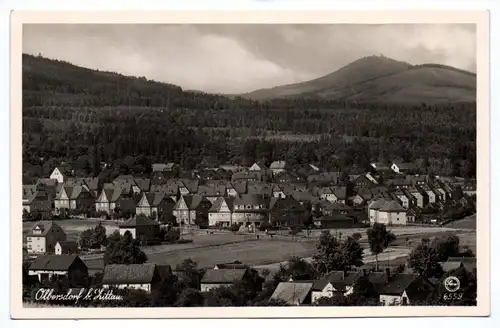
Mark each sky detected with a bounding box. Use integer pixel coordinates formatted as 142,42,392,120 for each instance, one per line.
23,24,476,94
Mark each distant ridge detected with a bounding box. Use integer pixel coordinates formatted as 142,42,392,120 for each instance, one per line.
240,55,476,104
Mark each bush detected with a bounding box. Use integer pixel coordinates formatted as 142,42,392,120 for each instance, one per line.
230,223,241,233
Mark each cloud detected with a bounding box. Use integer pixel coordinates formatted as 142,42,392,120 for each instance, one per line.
23,23,476,93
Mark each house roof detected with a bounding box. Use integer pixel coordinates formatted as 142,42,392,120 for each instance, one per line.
393,162,418,171
268,197,303,212
312,271,361,291
56,240,78,251
102,263,157,285
134,178,151,192
214,263,248,270
178,195,210,210
356,188,373,200
197,185,226,197
269,161,288,170
234,194,269,207
270,282,314,305
232,171,262,181
376,273,418,295
247,182,273,196
316,214,353,222
291,191,317,203
119,215,159,228
209,197,235,212
23,190,50,205
36,178,58,188
379,200,406,212
150,183,179,195
227,181,247,194
141,192,166,207
26,221,63,237
201,268,247,284
307,172,340,183
29,254,82,271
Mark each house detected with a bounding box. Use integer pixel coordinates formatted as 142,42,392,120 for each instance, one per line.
419,183,439,204
246,182,273,197
54,186,95,214
391,162,418,174
26,221,67,254
350,188,373,206
28,254,88,286
213,262,248,270
49,165,74,183
352,174,375,188
316,200,353,216
375,200,408,226
311,271,362,303
462,181,476,196
226,181,247,197
232,194,270,227
197,185,226,203
269,161,290,175
119,215,160,241
102,263,171,293
307,172,341,184
54,241,78,255
313,214,355,229
135,192,176,219
440,257,477,275
406,207,421,223
173,195,212,226
208,197,235,227
317,186,347,204
370,162,393,173
272,184,287,199
273,171,303,184
269,282,314,305
152,162,179,173
248,161,268,171
408,187,429,208
377,273,435,306
268,197,305,227
231,171,263,183
150,183,180,202
394,188,414,209
200,268,250,292
367,198,390,223
291,191,318,206
22,190,52,218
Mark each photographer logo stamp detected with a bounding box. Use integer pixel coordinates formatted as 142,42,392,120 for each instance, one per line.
444,276,461,293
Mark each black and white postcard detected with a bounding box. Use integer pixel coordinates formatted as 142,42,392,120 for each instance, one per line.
10,10,490,319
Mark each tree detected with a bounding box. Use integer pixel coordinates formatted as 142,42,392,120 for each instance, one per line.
352,275,378,299
151,274,181,306
274,256,316,282
175,258,204,289
366,223,396,271
313,231,364,275
104,230,148,265
78,222,108,249
408,243,444,278
175,288,204,306
431,235,460,261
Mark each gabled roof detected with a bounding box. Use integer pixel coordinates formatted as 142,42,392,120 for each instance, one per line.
232,171,262,181
209,197,235,212
226,181,247,194
140,192,166,207
355,187,373,200
197,185,226,197
307,172,340,183
376,273,418,295
36,178,58,188
99,188,123,203
268,197,303,212
312,271,361,291
270,282,313,305
379,200,406,212
177,195,210,210
201,268,247,284
56,240,78,251
291,191,317,203
102,263,157,285
214,263,248,270
29,254,83,271
331,186,347,199
27,221,63,237
247,182,273,196
134,178,151,192
119,215,159,228
23,190,50,205
150,183,179,195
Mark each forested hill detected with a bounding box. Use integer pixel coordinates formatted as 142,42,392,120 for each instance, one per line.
22,54,476,183
241,56,477,104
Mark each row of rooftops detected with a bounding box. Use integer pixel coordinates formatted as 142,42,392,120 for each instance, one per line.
26,255,476,305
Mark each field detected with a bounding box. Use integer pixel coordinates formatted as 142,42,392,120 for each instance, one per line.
24,220,476,271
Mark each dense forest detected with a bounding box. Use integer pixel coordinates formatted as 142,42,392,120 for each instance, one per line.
22,54,477,183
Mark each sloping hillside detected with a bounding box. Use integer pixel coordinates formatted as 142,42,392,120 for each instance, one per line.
241,56,476,104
